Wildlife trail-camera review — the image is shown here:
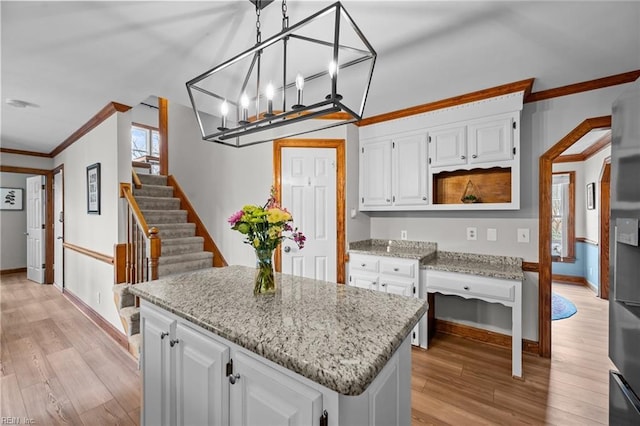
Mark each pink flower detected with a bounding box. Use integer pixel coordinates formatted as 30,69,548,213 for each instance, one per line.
228,210,244,226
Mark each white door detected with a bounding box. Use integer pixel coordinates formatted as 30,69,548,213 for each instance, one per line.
229,350,323,426
53,170,64,290
26,175,45,283
175,323,229,426
281,147,337,282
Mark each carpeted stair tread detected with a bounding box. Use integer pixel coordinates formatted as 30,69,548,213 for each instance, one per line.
158,251,213,265
133,184,174,198
161,237,205,256
137,174,168,186
112,284,135,309
128,333,141,360
133,196,181,210
148,223,196,239
119,306,140,336
159,259,214,277
141,209,188,224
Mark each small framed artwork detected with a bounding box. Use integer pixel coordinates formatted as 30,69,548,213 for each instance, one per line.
0,187,23,210
586,182,595,210
87,163,101,214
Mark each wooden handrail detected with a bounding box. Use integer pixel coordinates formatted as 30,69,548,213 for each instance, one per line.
63,242,113,264
121,183,151,237
131,169,143,189
167,175,228,267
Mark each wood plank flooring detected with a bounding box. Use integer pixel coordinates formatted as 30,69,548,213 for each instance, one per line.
1,274,609,425
412,282,610,425
0,273,140,425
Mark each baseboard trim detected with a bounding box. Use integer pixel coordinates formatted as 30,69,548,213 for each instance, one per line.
435,319,540,355
0,267,27,275
552,274,587,286
62,288,128,351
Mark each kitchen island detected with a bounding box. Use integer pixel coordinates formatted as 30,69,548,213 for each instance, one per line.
130,265,427,426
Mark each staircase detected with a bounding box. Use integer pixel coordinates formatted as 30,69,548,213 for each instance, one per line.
113,173,217,358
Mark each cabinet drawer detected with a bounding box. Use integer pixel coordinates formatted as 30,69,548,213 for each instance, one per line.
380,260,415,278
349,255,379,273
425,270,516,302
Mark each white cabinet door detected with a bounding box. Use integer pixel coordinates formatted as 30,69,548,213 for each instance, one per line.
360,139,392,207
141,305,176,426
380,278,414,297
229,350,323,426
175,323,230,426
468,116,513,164
428,125,466,168
393,134,428,206
349,273,379,291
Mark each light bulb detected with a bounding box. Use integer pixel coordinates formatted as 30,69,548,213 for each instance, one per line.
295,74,304,90
266,83,275,100
240,93,250,109
328,61,337,78
220,100,229,117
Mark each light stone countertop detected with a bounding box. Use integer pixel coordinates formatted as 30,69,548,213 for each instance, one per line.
348,239,437,263
129,265,427,396
422,251,524,281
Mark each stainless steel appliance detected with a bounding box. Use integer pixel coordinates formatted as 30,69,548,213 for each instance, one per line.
609,78,640,425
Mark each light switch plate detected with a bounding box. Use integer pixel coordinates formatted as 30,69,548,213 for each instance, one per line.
401,230,408,240
517,228,530,243
487,228,497,241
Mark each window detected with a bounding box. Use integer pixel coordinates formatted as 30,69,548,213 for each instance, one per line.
551,172,575,261
131,123,160,174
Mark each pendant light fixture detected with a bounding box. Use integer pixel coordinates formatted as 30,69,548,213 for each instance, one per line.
186,0,376,148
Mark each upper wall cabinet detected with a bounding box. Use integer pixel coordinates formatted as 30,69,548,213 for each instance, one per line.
358,92,524,211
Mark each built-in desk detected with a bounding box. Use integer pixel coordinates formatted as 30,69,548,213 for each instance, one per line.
422,251,524,378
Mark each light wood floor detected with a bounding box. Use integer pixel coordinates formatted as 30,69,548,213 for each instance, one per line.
412,282,611,425
0,273,140,425
1,274,609,425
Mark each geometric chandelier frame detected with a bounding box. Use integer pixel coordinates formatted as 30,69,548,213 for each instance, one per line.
186,1,376,147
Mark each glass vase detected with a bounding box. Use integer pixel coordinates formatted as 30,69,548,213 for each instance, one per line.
254,248,276,295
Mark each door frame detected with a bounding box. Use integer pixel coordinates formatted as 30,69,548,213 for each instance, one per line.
538,116,611,357
599,158,611,300
0,165,54,283
53,164,65,290
273,138,346,284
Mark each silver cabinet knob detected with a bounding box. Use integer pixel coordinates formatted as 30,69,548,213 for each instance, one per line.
361,263,366,267
422,196,427,201
381,283,387,287
472,154,478,159
24,232,29,236
283,246,291,253
460,155,466,160
393,268,399,272
160,331,169,340
169,339,180,347
463,286,470,290
386,199,391,202
229,373,241,385
57,236,63,240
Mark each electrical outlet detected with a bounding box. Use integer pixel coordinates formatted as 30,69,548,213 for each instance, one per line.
401,230,408,240
517,228,530,243
487,228,497,241
466,227,477,241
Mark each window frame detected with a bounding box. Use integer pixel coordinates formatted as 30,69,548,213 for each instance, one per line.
131,122,160,160
551,171,576,263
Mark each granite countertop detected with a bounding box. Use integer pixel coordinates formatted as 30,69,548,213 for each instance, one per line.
129,265,427,396
349,239,437,263
422,251,524,281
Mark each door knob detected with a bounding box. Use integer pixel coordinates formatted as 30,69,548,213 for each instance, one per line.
283,246,291,253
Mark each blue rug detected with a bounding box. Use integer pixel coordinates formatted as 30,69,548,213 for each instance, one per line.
552,292,577,320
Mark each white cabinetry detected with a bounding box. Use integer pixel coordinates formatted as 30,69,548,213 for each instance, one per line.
348,254,425,347
359,133,428,209
428,114,514,170
140,301,412,426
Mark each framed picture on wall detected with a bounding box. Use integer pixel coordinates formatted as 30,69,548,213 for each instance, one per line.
586,182,595,210
0,187,23,210
87,163,101,214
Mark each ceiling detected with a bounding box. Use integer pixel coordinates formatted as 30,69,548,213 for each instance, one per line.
2,1,639,154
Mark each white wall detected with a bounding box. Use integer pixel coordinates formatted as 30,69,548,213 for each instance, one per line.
0,172,37,270
584,147,611,242
0,152,53,170
168,101,361,270
52,112,131,333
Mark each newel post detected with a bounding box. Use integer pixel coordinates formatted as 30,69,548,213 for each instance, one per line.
149,227,160,281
